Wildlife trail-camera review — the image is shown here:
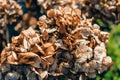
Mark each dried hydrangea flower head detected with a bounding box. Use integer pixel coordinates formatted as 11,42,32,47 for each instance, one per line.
77,0,120,23
37,0,77,13
0,6,112,79
0,0,23,26
37,0,120,23
0,0,23,51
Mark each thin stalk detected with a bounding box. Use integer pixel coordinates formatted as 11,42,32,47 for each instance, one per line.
4,14,9,44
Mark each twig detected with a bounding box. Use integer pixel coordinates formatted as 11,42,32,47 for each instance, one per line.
4,14,9,44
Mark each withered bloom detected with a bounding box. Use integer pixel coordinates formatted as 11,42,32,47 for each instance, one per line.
0,5,112,80
37,0,77,13
0,0,23,25
0,0,23,51
76,0,120,23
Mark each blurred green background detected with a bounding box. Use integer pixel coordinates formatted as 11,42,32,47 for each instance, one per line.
94,19,120,80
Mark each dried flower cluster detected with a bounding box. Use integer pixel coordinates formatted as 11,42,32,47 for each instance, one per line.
37,0,120,23
0,0,23,51
76,0,120,23
37,0,77,13
0,6,112,79
13,0,120,35
0,0,23,26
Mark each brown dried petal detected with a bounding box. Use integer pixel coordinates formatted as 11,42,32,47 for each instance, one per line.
21,27,36,38
79,27,92,39
82,63,90,72
18,52,41,68
23,37,30,50
7,51,18,64
1,49,10,64
47,9,56,18
28,34,40,45
42,43,53,48
100,31,109,44
102,56,112,66
39,71,48,79
45,46,55,55
94,43,106,61
75,46,93,60
29,17,37,26
89,60,97,69
31,44,45,55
